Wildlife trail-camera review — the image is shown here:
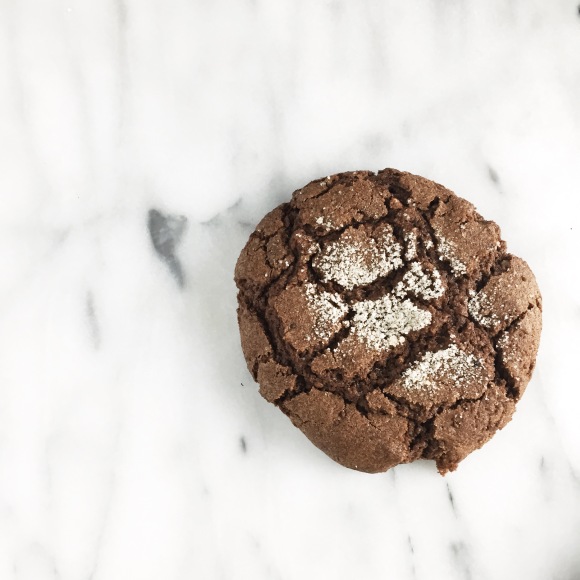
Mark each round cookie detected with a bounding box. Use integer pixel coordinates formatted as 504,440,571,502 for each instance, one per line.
234,169,542,474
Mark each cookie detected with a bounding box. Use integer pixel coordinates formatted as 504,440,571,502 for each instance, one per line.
235,169,542,474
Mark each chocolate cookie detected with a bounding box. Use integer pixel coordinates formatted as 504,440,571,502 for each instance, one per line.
234,169,542,474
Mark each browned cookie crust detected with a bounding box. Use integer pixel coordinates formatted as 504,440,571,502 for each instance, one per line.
234,169,542,474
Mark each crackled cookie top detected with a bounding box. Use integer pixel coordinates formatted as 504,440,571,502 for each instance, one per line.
235,169,542,474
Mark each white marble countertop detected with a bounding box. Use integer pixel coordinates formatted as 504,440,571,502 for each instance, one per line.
1,1,580,579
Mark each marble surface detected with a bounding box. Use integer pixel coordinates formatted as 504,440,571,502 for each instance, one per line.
1,1,580,578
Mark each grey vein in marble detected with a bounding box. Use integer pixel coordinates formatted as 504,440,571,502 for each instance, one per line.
147,209,188,288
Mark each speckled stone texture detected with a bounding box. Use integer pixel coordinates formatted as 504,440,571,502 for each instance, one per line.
235,169,542,474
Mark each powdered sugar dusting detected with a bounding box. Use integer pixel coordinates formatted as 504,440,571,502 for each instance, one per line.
293,231,320,256
468,289,499,329
497,330,513,360
400,344,485,393
350,293,432,351
497,329,522,371
405,232,417,260
395,262,444,301
304,283,348,341
434,229,467,276
315,215,334,229
313,228,403,290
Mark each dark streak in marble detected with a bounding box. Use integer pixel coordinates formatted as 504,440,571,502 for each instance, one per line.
539,456,547,474
577,4,580,17
147,209,188,288
487,165,500,186
446,482,457,516
86,292,101,349
240,436,247,453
